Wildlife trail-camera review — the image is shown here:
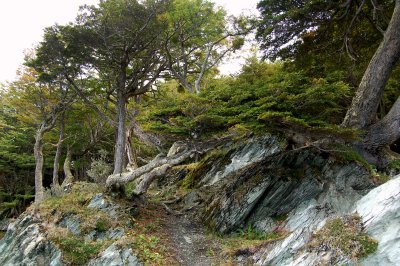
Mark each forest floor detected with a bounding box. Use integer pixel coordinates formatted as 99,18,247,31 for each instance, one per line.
164,212,222,265
134,200,224,265
134,196,263,266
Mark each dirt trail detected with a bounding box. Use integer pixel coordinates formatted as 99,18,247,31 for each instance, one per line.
164,213,222,266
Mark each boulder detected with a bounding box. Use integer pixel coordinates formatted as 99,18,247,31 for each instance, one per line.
87,243,142,266
357,175,400,266
0,215,62,266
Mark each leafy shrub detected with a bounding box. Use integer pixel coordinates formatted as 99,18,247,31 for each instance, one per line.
86,150,112,184
138,59,353,140
308,215,378,261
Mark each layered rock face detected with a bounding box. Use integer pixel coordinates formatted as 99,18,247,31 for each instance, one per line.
0,215,62,266
181,135,398,265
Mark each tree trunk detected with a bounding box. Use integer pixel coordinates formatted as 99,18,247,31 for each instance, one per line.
34,126,46,202
52,112,65,187
134,164,170,195
126,125,138,172
362,97,400,150
106,137,231,192
113,89,127,174
342,0,400,130
62,146,74,186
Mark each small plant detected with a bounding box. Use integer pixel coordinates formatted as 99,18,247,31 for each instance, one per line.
308,215,378,262
388,159,400,172
53,235,102,265
124,181,137,198
95,219,108,232
87,150,112,184
206,247,215,257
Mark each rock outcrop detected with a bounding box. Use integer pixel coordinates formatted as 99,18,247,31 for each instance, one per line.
0,188,141,266
357,176,400,266
0,215,62,266
174,134,399,265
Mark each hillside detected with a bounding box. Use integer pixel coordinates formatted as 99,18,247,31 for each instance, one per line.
0,135,399,265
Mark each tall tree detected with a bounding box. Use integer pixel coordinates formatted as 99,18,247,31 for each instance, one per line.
6,68,71,202
30,0,168,175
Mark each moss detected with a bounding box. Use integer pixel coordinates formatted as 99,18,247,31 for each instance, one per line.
124,181,137,198
237,223,287,241
180,147,233,190
210,224,288,261
308,215,378,261
328,143,373,172
388,159,400,171
52,234,103,265
95,219,108,232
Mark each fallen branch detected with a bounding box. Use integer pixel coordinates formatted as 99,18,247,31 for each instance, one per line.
106,136,232,195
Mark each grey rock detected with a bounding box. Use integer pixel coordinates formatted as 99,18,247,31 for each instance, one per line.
84,230,106,242
59,214,81,235
206,147,374,235
0,218,15,231
107,228,125,240
201,135,281,186
357,175,400,266
87,194,120,219
88,243,142,266
0,215,62,266
88,193,110,209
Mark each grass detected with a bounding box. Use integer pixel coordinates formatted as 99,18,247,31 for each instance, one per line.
388,159,400,171
308,215,378,261
208,224,288,262
29,182,174,265
51,233,104,265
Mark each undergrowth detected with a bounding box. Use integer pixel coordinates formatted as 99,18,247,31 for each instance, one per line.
308,214,378,262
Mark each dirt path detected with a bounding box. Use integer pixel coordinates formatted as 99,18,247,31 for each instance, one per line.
164,213,222,266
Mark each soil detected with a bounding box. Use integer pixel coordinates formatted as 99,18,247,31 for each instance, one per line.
164,212,222,266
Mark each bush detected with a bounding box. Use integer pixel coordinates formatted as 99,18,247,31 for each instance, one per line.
86,150,112,184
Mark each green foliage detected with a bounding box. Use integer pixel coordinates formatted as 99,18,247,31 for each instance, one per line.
124,181,137,198
95,219,108,232
52,235,103,265
237,224,283,241
86,150,112,184
139,59,353,139
329,143,373,172
388,160,400,171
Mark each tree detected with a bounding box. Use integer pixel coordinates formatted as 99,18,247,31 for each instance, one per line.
164,0,250,93
6,68,72,202
30,0,168,175
256,0,400,166
342,0,400,150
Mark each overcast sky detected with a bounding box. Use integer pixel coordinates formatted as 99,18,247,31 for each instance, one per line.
0,0,259,84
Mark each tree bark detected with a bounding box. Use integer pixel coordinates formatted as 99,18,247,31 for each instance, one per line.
106,137,231,193
34,126,46,202
134,164,170,195
342,0,400,129
113,89,127,174
126,124,138,172
62,146,74,186
107,150,192,188
362,97,400,150
52,112,65,187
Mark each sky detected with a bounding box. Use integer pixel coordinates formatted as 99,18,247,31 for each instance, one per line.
0,0,259,84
